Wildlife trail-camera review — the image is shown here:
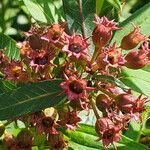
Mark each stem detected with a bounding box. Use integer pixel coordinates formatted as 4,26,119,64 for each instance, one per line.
77,0,86,38
136,112,148,142
90,98,100,119
91,46,101,64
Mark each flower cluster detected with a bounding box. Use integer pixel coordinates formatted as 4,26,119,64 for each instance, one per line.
0,14,150,150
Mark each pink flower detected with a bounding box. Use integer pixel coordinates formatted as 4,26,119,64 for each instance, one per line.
116,93,148,122
58,111,81,130
36,116,58,138
95,117,122,150
96,43,125,71
62,34,89,59
29,49,54,73
92,15,120,47
60,76,91,100
3,61,25,82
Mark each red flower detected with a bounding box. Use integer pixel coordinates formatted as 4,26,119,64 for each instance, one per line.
3,61,25,82
58,110,81,130
92,15,120,47
36,116,58,138
95,117,122,150
125,41,150,69
62,34,89,59
96,43,125,71
121,24,147,50
116,93,148,122
60,76,91,100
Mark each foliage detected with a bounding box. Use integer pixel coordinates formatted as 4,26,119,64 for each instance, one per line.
0,0,150,150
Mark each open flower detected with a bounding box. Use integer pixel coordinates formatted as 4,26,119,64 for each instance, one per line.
58,110,81,130
3,61,25,82
29,49,54,73
96,43,125,71
62,34,89,59
92,15,120,47
36,116,58,138
60,75,91,100
95,117,122,150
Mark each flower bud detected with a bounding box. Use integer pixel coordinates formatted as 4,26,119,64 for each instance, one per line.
96,94,112,112
125,50,148,69
16,129,33,148
92,15,120,47
116,94,136,113
120,25,147,50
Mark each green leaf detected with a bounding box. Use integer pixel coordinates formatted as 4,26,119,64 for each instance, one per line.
93,74,129,90
111,2,150,45
63,124,150,150
0,80,16,93
62,0,95,37
0,33,20,60
96,0,104,15
0,79,66,120
100,0,120,21
23,0,65,24
120,67,150,97
106,0,121,10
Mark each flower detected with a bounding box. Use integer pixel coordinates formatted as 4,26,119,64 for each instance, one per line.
116,93,148,122
29,49,54,73
48,134,68,150
95,117,122,150
58,110,81,130
62,34,89,59
96,43,125,71
121,24,147,50
96,94,113,113
42,24,64,42
125,42,150,69
60,76,90,100
36,116,58,138
92,15,120,47
3,61,25,82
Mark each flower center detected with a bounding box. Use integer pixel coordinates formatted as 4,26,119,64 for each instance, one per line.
69,43,82,54
69,80,83,94
103,129,114,139
34,56,48,65
42,117,54,127
107,55,114,64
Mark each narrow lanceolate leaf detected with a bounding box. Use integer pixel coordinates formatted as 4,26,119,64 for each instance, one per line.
62,0,95,37
0,33,20,60
23,0,65,24
121,67,150,98
111,2,150,45
0,79,66,120
93,74,129,90
63,124,150,150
